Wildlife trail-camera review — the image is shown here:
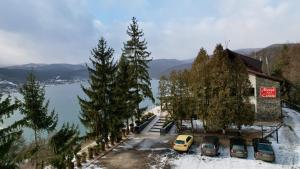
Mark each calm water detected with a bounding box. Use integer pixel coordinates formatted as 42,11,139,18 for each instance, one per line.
3,80,159,142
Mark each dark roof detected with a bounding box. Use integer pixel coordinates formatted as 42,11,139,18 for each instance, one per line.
247,69,282,82
224,49,282,82
224,49,263,73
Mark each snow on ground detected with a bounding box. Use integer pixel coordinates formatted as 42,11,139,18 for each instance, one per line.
165,108,300,169
147,106,167,116
182,120,204,129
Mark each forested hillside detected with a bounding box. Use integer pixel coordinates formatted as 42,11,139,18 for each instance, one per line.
251,43,300,105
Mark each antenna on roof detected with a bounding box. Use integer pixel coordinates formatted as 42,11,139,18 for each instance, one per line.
225,40,230,49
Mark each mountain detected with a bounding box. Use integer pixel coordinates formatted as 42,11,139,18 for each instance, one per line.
1,44,298,83
234,48,262,56
150,48,265,78
251,43,300,83
0,64,88,83
148,59,189,79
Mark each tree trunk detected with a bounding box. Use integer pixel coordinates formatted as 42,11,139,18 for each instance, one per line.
126,119,130,135
34,129,38,169
238,125,242,136
203,119,207,133
75,155,81,167
68,161,74,169
190,118,194,133
88,147,93,160
110,135,115,146
101,141,106,151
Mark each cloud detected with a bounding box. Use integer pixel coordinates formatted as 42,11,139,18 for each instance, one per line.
93,0,300,60
0,0,300,65
0,0,99,65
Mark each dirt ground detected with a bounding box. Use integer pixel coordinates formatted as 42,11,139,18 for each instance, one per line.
95,128,264,169
97,133,175,169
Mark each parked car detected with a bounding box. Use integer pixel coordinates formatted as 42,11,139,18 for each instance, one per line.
230,137,248,158
252,138,275,162
173,135,193,152
201,136,219,156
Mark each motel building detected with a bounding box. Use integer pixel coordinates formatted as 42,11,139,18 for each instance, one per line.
225,49,282,122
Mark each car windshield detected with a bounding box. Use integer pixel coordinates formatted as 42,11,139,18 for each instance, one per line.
232,145,244,151
202,143,214,149
175,140,185,144
258,144,273,152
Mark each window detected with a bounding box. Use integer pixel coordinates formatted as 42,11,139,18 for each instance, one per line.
175,140,185,144
248,88,255,96
186,136,191,142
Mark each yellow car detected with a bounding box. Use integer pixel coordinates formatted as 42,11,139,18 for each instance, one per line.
173,135,193,152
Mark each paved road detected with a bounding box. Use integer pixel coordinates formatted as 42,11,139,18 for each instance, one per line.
98,133,176,169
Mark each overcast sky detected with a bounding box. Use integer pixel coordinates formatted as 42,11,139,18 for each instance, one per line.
0,0,299,66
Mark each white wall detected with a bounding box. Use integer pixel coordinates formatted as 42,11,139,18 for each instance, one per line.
248,74,257,113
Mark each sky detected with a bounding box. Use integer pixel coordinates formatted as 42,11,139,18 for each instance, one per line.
0,0,299,66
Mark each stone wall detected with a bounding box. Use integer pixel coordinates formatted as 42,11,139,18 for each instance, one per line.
255,76,281,121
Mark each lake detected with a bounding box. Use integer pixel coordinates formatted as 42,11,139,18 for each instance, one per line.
3,79,159,142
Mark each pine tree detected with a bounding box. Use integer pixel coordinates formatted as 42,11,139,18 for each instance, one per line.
19,72,58,169
0,95,23,169
190,48,210,129
114,56,135,134
271,44,289,77
182,69,196,132
49,123,80,169
226,50,255,130
122,17,154,122
167,70,190,130
207,44,233,131
79,37,116,149
207,45,254,132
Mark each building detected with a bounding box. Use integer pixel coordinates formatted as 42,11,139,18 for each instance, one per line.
225,49,282,121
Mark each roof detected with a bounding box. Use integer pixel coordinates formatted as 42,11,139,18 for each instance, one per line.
224,49,263,73
247,69,282,82
224,49,283,82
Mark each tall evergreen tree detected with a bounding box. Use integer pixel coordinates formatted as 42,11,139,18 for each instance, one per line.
207,45,254,132
190,48,210,129
49,123,80,169
207,44,233,131
122,17,154,122
114,56,135,133
79,37,116,149
226,50,255,129
0,95,23,169
168,70,190,130
19,72,58,169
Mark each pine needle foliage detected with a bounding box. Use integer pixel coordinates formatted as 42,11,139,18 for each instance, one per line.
122,17,154,122
0,95,23,169
49,123,80,169
79,37,116,145
19,72,58,168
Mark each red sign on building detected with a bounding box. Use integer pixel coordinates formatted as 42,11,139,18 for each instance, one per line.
260,87,276,98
